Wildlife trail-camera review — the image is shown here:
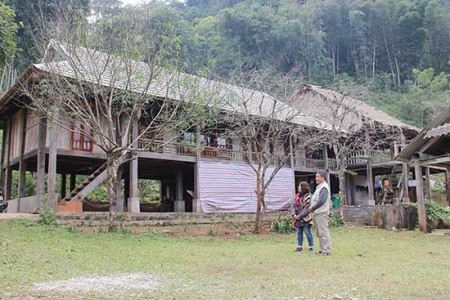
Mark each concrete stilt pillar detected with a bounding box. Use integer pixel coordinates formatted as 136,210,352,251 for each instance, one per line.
128,116,140,213
193,125,202,212
174,168,185,212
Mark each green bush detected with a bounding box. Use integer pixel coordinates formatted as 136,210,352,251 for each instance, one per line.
425,201,450,221
270,215,294,234
403,201,450,222
329,213,344,227
38,208,58,226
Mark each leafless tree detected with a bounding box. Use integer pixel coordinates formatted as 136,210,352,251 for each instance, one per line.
220,70,330,233
293,82,403,209
22,3,217,230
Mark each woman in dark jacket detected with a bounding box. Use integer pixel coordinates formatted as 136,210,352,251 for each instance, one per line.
292,182,314,252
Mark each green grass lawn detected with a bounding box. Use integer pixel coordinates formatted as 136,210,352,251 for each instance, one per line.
0,220,449,299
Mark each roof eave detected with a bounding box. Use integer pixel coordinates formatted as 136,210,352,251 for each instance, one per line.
0,66,40,117
397,106,450,161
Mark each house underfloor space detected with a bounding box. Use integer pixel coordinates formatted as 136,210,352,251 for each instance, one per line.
122,158,195,213
3,153,196,213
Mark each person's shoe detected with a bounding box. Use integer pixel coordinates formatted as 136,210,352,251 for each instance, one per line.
318,252,331,256
309,247,314,252
316,250,323,255
295,246,303,252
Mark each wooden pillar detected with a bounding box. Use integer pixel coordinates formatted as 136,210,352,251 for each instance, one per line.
367,160,375,205
174,167,185,212
4,168,12,202
4,118,12,201
193,125,202,212
289,135,295,169
47,119,58,209
70,174,76,192
128,116,140,213
18,108,28,199
124,172,130,202
0,125,6,189
400,129,410,202
365,127,374,205
36,117,47,210
345,173,353,206
425,167,432,201
288,135,296,199
446,167,450,206
323,144,331,184
402,163,410,202
393,141,399,158
18,161,27,198
60,174,67,199
414,160,427,233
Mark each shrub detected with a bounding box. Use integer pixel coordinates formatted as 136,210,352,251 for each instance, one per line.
425,201,450,221
38,208,58,226
271,215,294,234
329,213,344,227
403,201,450,223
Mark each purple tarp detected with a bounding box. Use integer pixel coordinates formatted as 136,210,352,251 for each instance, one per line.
199,161,294,213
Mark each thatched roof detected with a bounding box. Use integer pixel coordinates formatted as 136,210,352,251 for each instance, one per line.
292,84,419,137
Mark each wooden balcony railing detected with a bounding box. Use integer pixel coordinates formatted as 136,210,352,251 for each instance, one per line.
295,158,326,169
328,159,338,172
136,139,346,172
137,139,195,156
347,150,393,165
371,150,393,164
137,139,292,165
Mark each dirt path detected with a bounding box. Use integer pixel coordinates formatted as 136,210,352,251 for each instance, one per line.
33,273,162,294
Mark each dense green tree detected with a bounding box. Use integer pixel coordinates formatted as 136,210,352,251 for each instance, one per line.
6,0,450,127
8,0,90,68
0,1,18,66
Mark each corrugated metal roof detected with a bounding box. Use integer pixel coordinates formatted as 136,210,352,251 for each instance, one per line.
424,123,450,138
397,106,450,161
32,40,334,131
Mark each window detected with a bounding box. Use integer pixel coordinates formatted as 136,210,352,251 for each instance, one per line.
71,122,94,152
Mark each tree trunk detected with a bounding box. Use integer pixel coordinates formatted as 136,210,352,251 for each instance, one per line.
338,171,346,215
254,176,264,234
394,55,401,88
337,156,346,216
107,156,121,232
372,43,376,79
382,28,397,88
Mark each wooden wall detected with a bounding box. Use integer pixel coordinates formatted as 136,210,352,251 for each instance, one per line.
24,109,39,155
51,117,105,154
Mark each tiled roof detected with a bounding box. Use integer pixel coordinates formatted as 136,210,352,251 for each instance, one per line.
32,40,333,131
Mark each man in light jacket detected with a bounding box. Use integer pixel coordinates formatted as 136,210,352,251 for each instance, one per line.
298,171,332,255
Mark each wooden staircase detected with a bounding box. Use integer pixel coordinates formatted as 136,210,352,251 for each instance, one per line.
63,163,107,202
